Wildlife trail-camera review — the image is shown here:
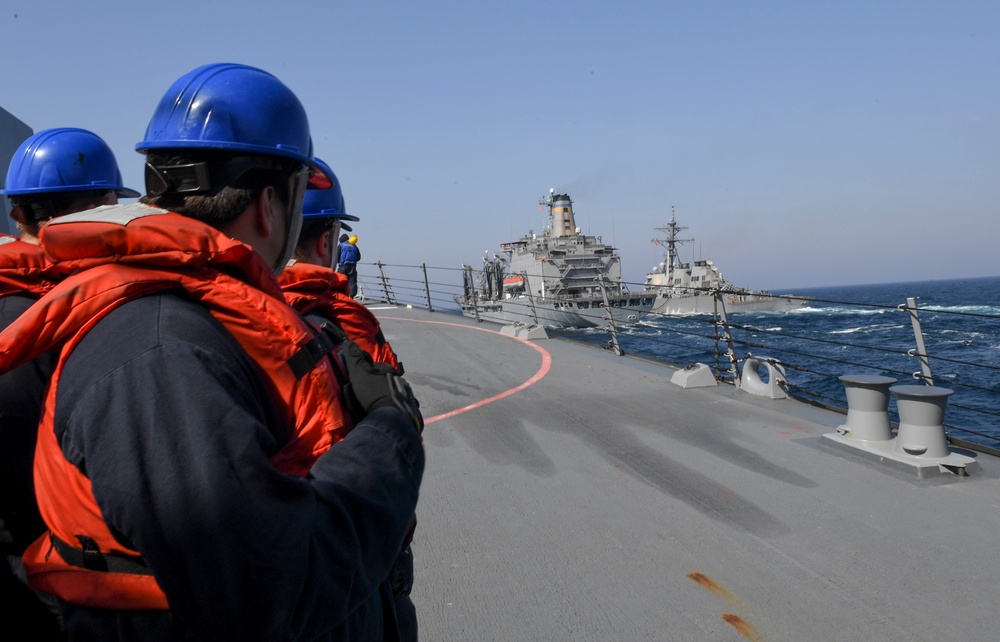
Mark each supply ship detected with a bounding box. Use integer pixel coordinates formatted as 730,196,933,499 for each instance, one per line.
456,190,655,328
645,208,810,315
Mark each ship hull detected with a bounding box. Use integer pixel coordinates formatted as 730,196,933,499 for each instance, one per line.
651,292,809,316
458,293,655,329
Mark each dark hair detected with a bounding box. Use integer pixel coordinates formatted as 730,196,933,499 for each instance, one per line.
12,190,112,221
339,233,349,243
140,151,297,224
296,217,336,250
11,190,113,236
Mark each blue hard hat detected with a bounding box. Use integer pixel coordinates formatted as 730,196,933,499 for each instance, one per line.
1,127,140,198
302,158,360,231
136,63,330,188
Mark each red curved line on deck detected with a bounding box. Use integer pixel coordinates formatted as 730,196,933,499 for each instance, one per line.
380,318,552,424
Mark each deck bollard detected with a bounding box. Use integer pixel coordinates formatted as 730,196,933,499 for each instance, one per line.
838,375,897,441
891,385,954,458
670,363,717,388
738,357,787,399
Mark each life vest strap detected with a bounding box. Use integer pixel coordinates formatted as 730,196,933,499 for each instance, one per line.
287,330,337,378
50,533,154,576
314,320,354,386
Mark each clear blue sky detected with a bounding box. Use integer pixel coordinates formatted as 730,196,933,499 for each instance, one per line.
2,1,997,289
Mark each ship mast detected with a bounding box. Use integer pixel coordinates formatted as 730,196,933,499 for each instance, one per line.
651,206,693,269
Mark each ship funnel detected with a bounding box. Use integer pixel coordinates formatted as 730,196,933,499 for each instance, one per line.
549,193,577,238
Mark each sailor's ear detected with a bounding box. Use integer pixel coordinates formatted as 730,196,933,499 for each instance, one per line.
315,229,334,264
255,185,279,237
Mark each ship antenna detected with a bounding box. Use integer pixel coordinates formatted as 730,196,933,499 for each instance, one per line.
539,188,555,234
539,187,555,210
651,205,693,268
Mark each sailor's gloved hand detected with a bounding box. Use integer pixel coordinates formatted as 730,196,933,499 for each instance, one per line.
339,339,423,433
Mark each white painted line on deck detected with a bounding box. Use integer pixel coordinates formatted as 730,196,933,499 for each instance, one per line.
381,317,552,424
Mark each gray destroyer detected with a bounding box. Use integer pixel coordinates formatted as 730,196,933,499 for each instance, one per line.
457,190,655,328
645,209,810,315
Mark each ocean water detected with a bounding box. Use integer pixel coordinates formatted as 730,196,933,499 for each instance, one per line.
552,275,1000,449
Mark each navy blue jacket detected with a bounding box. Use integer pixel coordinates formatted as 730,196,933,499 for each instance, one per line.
0,294,51,552
53,293,424,641
0,294,62,641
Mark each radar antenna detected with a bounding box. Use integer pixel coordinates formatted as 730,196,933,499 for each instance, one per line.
538,187,556,210
651,206,693,269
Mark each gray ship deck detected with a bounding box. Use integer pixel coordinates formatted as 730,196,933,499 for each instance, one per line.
373,304,1000,642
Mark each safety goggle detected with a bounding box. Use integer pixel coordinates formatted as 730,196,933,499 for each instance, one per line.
146,156,324,197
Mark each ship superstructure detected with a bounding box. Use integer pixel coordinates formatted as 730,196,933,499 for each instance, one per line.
457,190,654,328
645,208,809,315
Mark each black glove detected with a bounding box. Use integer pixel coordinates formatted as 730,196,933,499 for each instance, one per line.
338,339,423,434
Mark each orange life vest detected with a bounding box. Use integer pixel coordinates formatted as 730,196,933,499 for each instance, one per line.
0,235,58,299
278,260,402,372
0,204,351,610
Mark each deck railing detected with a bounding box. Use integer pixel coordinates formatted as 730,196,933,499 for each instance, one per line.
356,262,1000,453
